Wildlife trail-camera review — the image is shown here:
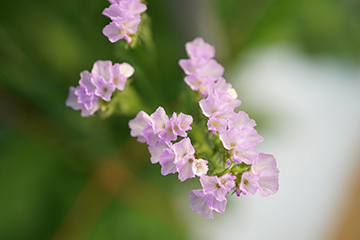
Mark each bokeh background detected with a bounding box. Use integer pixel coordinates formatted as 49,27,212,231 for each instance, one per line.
1,0,360,239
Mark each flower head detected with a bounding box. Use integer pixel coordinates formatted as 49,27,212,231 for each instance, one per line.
102,0,146,43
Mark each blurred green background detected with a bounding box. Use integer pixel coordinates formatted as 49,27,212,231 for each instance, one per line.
0,0,359,239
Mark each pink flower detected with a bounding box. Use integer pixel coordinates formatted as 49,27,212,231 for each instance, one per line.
176,156,208,181
240,172,259,195
189,189,227,219
219,127,245,150
102,16,141,43
230,111,256,129
158,114,177,142
110,63,134,91
172,113,193,137
128,110,149,143
91,60,113,82
91,75,116,101
199,93,228,117
200,173,236,201
148,141,169,164
79,70,96,95
158,148,177,176
251,153,279,175
141,121,160,146
257,173,279,197
250,153,280,197
103,3,128,19
66,86,82,111
149,106,169,134
238,125,263,147
232,144,258,164
207,117,228,134
185,37,215,60
74,86,99,112
171,138,195,164
184,73,213,97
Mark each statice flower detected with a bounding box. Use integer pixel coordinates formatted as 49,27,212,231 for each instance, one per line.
179,38,225,97
66,60,134,117
129,108,209,182
177,37,279,217
65,0,280,219
102,0,147,43
189,189,227,219
128,37,279,219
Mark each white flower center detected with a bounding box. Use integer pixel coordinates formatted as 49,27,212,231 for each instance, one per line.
228,88,238,99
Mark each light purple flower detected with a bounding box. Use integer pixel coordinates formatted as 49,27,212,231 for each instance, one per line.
67,60,133,117
211,106,237,120
199,93,228,117
107,0,146,17
108,0,121,4
128,110,150,143
238,125,263,146
141,121,159,146
149,106,169,134
232,144,258,164
158,148,177,175
74,86,98,110
179,58,207,75
103,3,128,19
240,172,259,195
189,190,214,219
176,156,208,182
200,173,235,201
230,111,256,129
213,89,241,108
120,0,147,17
66,86,82,110
158,113,178,142
207,117,228,134
251,153,279,175
206,106,237,134
148,141,169,164
102,16,140,43
189,189,227,219
185,37,215,60
176,155,197,182
213,77,231,92
80,103,99,117
180,58,224,81
184,73,213,96
172,113,193,137
111,62,134,91
219,127,245,150
218,173,236,192
91,75,116,101
91,60,113,82
79,70,96,94
257,173,279,197
69,85,99,117
171,137,195,163
197,59,224,80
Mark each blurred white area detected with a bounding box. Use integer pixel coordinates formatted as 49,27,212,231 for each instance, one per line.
177,45,360,240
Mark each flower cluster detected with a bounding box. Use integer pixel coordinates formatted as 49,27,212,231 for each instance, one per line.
177,38,279,218
179,37,225,97
66,60,134,117
102,0,147,43
129,35,280,217
129,107,212,181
